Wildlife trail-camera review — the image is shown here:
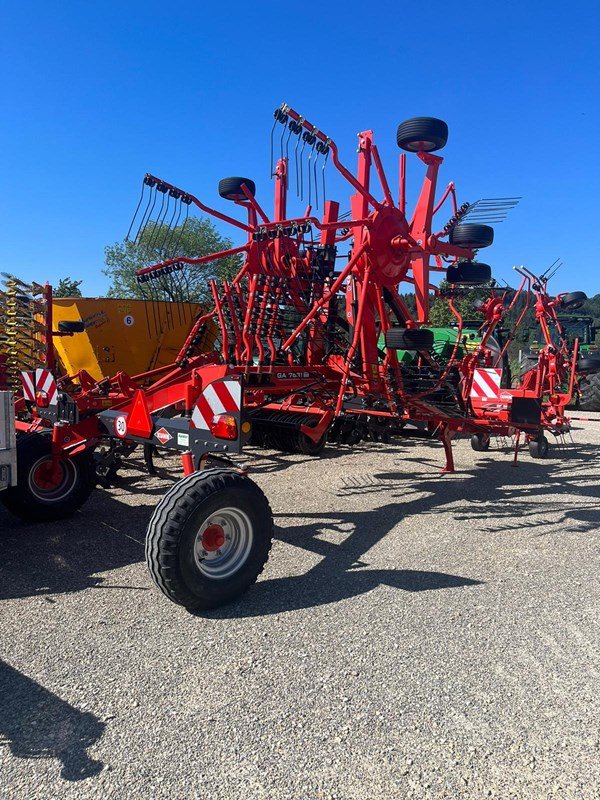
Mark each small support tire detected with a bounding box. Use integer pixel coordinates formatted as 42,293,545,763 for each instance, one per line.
447,261,491,286
471,433,490,452
218,177,256,201
397,118,448,153
385,327,434,351
449,223,494,249
529,436,549,459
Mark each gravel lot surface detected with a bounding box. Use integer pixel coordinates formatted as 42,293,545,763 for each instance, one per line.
1,418,599,799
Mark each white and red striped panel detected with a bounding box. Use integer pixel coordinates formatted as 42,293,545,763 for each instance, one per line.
191,379,241,431
21,371,36,401
21,368,58,405
35,368,58,406
470,368,502,401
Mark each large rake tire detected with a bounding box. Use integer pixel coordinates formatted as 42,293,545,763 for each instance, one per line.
397,118,448,153
146,468,273,611
218,177,256,201
1,432,96,523
446,261,491,286
578,372,600,411
385,327,434,351
449,223,494,249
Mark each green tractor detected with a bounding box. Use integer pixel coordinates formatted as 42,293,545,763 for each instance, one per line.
521,315,600,411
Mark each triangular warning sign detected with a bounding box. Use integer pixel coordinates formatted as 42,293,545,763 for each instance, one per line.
126,389,153,439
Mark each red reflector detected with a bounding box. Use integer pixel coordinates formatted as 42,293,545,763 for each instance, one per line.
210,413,238,440
35,390,50,408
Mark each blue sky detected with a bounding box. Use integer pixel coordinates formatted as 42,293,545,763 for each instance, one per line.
1,0,599,296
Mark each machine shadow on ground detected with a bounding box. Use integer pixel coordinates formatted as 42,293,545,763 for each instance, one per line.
0,443,598,610
207,442,600,619
0,659,105,781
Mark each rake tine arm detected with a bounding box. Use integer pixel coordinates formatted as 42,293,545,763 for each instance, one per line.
143,174,253,233
237,184,270,224
135,245,250,280
370,144,394,206
282,106,382,210
432,182,457,217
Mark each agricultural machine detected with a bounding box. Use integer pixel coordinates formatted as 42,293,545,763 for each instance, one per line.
520,309,600,411
0,105,591,611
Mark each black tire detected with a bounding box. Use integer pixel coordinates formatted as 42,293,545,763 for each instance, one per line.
561,291,587,310
218,177,256,201
146,468,273,611
446,261,491,286
529,436,549,459
577,354,600,374
396,117,448,153
385,327,434,350
449,224,494,249
471,433,490,452
578,372,600,411
1,432,96,523
296,428,327,455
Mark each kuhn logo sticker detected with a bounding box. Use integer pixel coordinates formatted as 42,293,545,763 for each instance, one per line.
154,427,173,445
114,415,128,438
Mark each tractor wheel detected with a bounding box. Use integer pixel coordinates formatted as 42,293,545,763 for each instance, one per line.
446,261,491,286
471,433,490,452
577,354,600,374
578,372,600,411
528,435,549,459
385,327,434,351
396,118,448,153
218,177,256,201
561,291,587,310
449,223,494,249
146,468,273,611
1,432,96,523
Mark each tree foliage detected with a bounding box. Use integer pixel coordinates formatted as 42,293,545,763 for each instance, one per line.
54,277,83,298
103,217,242,303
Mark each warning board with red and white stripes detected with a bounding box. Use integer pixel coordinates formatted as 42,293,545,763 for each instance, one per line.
21,371,36,401
469,368,502,402
35,368,58,406
191,379,241,431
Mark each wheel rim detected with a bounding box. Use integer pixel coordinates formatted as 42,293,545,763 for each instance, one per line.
28,456,78,502
193,507,254,580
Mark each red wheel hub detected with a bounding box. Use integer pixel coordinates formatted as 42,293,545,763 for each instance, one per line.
201,524,225,552
32,460,64,491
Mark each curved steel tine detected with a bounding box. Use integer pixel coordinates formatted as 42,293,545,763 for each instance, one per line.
126,182,146,241
135,184,156,245
321,147,329,207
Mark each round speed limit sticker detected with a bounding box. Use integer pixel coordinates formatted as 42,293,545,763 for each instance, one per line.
123,314,135,327
114,415,128,438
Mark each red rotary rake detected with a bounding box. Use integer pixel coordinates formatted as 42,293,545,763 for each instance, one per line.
3,104,586,611
438,266,585,458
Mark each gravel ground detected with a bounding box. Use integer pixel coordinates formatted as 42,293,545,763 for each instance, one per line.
0,418,599,800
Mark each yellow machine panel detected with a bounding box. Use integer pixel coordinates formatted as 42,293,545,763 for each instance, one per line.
52,298,213,381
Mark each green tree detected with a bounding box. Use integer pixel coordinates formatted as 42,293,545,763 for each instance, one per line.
428,281,485,327
54,277,83,297
103,217,242,303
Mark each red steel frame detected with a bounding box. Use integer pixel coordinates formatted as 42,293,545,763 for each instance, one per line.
13,106,586,479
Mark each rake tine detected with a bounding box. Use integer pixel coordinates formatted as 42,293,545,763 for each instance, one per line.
125,181,146,241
